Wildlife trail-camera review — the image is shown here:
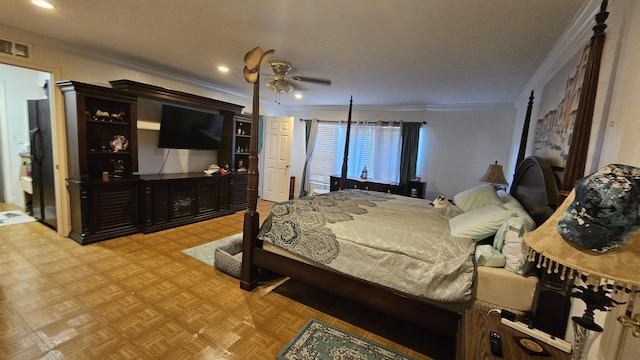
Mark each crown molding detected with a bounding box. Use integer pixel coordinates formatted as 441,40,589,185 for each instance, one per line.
518,0,602,105
2,24,250,102
286,102,514,113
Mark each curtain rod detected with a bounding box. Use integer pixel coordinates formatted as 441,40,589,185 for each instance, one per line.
299,119,426,124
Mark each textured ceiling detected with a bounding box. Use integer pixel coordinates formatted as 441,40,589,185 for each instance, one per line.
0,0,584,107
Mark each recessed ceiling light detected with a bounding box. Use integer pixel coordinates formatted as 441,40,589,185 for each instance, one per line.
294,93,303,100
217,65,229,73
32,0,54,9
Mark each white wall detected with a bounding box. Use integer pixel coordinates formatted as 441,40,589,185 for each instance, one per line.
596,0,640,168
422,104,516,197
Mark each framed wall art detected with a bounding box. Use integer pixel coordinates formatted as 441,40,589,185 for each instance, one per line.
532,44,590,168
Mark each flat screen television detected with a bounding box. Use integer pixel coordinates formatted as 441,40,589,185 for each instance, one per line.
158,104,224,150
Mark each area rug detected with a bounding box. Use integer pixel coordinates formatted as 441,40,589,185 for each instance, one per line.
0,211,36,227
181,233,242,267
278,318,417,360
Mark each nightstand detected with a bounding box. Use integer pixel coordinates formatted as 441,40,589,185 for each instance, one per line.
402,181,426,198
463,308,571,359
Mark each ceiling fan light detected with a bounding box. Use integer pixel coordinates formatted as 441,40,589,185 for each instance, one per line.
283,82,294,93
32,0,54,9
266,79,294,93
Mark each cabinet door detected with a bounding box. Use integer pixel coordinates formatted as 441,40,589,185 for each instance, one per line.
144,183,170,226
154,183,170,224
218,176,230,211
230,174,248,210
197,178,219,214
143,185,154,227
91,185,139,232
171,181,196,219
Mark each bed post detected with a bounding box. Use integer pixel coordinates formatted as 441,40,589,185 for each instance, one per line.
529,1,610,338
515,90,534,171
560,0,608,200
240,47,274,291
339,97,353,190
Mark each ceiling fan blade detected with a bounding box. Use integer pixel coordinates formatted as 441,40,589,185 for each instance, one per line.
291,76,332,86
291,82,307,91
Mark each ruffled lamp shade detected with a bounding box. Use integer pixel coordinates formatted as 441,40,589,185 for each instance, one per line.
523,163,640,360
479,161,509,186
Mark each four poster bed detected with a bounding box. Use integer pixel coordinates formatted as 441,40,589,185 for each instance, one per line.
239,2,608,358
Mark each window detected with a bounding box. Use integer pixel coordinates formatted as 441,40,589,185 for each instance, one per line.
309,121,402,185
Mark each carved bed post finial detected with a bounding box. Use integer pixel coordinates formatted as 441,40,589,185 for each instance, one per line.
561,0,608,199
516,90,534,174
240,46,274,291
339,96,353,190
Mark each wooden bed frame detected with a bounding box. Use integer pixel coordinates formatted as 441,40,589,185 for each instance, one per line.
239,2,608,357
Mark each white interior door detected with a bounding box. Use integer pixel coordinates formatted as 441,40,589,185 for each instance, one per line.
262,116,293,202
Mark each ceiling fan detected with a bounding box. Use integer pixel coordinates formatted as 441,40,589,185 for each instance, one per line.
265,60,332,94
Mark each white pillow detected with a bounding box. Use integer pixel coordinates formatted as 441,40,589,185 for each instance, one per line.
454,184,502,213
449,204,513,241
497,190,530,217
494,215,536,275
476,244,506,267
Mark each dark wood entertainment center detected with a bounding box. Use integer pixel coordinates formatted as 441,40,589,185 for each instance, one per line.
57,80,249,244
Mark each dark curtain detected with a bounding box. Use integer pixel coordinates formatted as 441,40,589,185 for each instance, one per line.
399,122,421,184
299,119,313,198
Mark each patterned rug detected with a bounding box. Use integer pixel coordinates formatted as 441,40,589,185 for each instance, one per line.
0,211,36,227
278,319,417,360
181,233,242,267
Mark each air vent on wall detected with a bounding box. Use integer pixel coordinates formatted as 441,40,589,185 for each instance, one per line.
0,39,31,59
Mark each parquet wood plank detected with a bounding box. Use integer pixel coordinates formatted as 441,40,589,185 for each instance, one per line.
0,199,433,359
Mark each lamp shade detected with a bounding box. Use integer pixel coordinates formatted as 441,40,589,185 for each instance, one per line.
479,161,509,185
523,189,640,289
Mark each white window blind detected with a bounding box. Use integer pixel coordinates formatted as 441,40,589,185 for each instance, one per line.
309,121,402,185
309,122,342,185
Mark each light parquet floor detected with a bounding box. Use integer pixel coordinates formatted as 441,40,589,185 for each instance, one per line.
0,201,432,359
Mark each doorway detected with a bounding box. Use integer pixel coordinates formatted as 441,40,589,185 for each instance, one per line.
0,63,56,229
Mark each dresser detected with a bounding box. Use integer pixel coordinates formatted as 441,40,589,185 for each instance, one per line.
329,176,426,199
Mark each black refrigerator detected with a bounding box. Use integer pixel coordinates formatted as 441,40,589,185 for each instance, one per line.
28,99,57,229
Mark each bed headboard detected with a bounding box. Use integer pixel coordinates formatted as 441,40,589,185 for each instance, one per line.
510,156,561,227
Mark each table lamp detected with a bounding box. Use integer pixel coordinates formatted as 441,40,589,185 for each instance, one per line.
523,164,640,359
480,161,509,189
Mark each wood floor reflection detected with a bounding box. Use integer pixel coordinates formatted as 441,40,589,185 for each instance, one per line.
0,201,431,359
